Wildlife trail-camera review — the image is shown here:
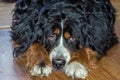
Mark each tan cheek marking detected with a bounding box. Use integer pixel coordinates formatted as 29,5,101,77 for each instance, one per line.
54,28,60,35
64,32,71,39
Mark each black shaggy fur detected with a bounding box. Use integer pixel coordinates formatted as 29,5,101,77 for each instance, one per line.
0,0,15,2
11,0,118,57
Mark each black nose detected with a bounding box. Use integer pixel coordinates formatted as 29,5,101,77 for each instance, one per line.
52,58,66,70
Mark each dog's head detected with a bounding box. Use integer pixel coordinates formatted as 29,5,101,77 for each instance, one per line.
12,0,117,71
42,21,82,70
36,1,86,70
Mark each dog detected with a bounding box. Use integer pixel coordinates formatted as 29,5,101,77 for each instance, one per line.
11,0,118,79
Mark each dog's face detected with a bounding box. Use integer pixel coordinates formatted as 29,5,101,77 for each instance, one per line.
37,5,81,65
35,0,112,70
42,20,81,70
36,2,86,70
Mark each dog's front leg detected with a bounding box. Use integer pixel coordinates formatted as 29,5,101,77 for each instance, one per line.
25,43,52,77
65,53,88,79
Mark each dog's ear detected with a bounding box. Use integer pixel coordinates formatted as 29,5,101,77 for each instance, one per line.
11,0,46,57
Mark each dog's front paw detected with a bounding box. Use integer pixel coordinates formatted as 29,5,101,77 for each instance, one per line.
30,65,52,77
65,61,88,79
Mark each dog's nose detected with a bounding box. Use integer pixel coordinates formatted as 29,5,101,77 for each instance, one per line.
52,58,66,70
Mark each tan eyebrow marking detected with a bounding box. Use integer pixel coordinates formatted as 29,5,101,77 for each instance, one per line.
64,32,71,39
54,28,60,35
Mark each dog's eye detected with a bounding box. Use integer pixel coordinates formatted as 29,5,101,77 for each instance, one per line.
48,34,56,41
68,37,76,42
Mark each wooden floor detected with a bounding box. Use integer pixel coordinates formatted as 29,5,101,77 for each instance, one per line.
0,2,14,27
0,0,120,80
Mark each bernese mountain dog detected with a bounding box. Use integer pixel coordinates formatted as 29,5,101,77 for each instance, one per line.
10,0,118,79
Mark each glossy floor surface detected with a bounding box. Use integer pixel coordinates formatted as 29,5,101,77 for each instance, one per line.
0,0,120,80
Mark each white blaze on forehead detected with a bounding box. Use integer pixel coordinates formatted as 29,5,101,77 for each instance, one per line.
50,21,71,64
